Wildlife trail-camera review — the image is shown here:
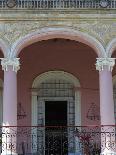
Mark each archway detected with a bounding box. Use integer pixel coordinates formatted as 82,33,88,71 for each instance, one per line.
12,27,105,57
31,71,81,154
17,37,100,154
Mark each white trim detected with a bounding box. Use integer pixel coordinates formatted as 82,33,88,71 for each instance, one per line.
32,71,80,88
36,97,78,126
37,96,73,100
11,27,106,57
36,96,79,154
31,92,38,154
75,89,81,127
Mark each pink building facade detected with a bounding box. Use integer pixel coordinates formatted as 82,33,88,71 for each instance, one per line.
0,26,116,155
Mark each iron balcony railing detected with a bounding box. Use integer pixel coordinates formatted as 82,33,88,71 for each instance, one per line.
0,125,116,155
0,0,116,10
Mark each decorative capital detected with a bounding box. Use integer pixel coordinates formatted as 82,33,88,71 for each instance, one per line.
0,58,20,72
96,58,115,72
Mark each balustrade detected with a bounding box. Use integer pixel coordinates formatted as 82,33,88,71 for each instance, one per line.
0,125,115,155
0,0,116,9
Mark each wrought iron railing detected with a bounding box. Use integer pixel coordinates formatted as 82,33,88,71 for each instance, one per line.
0,0,116,10
0,125,116,155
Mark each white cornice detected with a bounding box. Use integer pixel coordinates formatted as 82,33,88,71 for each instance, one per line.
0,11,116,21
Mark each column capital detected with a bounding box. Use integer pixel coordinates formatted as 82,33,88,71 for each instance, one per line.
0,58,20,72
96,58,115,72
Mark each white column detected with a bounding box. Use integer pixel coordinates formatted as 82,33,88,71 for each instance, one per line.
0,58,20,155
96,58,116,155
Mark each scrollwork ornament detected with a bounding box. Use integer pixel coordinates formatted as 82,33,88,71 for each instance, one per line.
0,58,20,72
100,0,109,8
6,0,17,8
96,58,115,72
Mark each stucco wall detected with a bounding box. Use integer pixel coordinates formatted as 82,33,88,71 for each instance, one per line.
17,39,100,126
0,40,115,126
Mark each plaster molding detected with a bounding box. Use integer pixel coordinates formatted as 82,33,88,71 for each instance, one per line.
0,58,20,72
32,70,80,88
0,20,115,57
3,21,115,51
96,58,115,72
106,38,116,57
11,27,105,57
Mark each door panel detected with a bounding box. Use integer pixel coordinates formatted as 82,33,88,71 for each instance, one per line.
45,101,68,155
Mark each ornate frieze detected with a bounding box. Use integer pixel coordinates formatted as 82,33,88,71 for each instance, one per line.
0,16,115,45
1,21,116,47
0,13,115,57
0,58,20,72
96,58,115,71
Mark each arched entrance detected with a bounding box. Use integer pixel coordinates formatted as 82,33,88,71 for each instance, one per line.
17,34,100,154
31,71,81,154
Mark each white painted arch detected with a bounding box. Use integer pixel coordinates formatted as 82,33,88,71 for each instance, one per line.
32,70,80,88
32,71,81,125
106,38,116,57
11,27,106,58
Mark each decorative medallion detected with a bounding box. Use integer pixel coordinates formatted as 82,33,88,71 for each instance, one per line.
100,0,109,8
28,1,34,8
6,0,17,8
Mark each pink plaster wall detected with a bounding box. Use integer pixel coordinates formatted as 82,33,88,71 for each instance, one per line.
18,39,100,126
0,43,115,127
